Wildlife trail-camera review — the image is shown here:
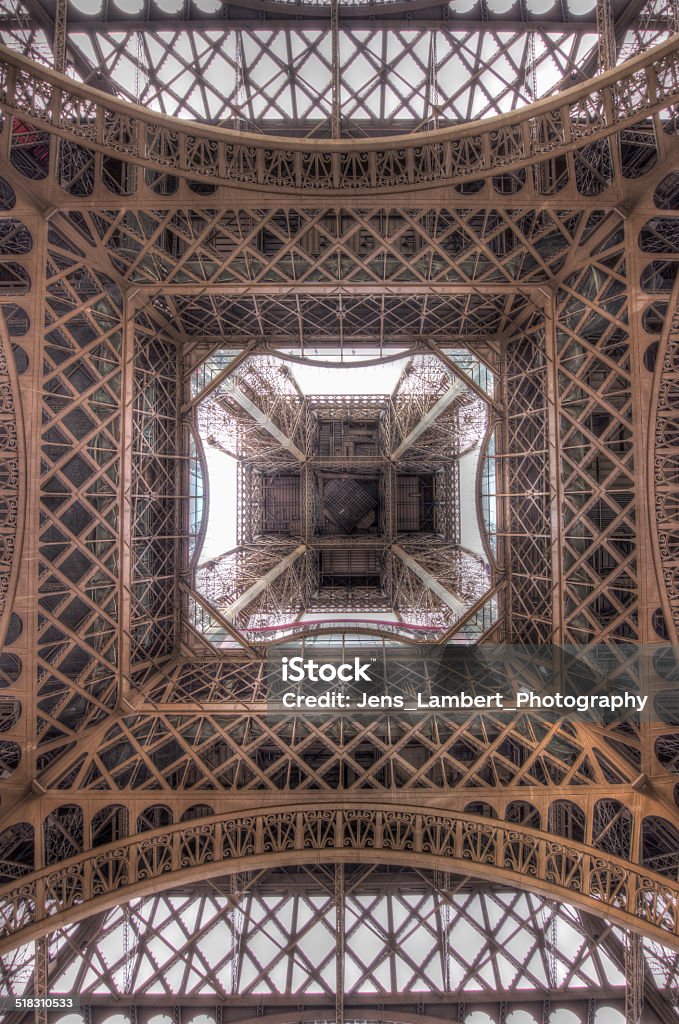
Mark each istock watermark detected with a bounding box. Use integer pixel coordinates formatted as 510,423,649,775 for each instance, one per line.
281,656,373,683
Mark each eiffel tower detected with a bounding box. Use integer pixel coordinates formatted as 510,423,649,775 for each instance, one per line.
1,1,679,1021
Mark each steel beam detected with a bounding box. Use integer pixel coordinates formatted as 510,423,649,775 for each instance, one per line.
223,545,307,622
52,0,65,72
580,914,674,1024
134,283,541,297
335,864,344,1024
220,379,305,462
331,0,340,139
14,0,118,91
391,544,466,616
391,378,465,461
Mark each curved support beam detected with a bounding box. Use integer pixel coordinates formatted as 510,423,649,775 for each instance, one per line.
0,301,24,653
651,273,679,645
0,804,678,954
0,37,678,194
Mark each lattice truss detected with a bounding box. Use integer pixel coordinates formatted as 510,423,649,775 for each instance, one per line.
68,207,595,291
129,315,177,669
502,311,553,645
0,868,660,1003
1,864,679,1021
1,24,679,1024
0,0,674,131
37,228,124,771
188,346,493,641
3,637,652,798
555,216,637,646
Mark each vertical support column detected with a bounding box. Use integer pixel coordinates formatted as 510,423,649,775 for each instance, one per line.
331,0,341,139
428,31,439,128
335,863,344,1024
434,869,451,991
119,302,135,702
33,937,48,1024
543,294,565,643
174,335,184,654
624,930,643,1024
122,904,133,995
53,0,67,73
303,462,313,543
596,0,615,71
519,0,537,99
229,872,246,996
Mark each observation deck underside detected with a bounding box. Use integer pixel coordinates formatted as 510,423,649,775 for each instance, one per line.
0,11,679,1022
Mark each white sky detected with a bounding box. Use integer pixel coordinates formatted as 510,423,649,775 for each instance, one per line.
458,445,485,558
281,354,409,396
201,443,237,561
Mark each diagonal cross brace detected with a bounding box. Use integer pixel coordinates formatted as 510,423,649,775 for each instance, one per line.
392,543,466,617
391,378,466,460
224,544,307,622
221,379,306,462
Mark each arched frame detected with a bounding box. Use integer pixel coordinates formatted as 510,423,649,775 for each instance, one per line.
0,804,677,954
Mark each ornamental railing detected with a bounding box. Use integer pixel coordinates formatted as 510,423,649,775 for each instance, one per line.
0,38,678,192
0,804,677,952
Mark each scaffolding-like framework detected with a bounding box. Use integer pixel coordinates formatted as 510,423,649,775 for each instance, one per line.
189,351,491,642
1,4,679,1021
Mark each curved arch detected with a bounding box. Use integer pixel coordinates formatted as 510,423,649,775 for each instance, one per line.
136,804,173,833
179,804,214,822
477,419,499,573
43,805,84,867
592,798,632,859
264,344,420,370
0,304,23,653
462,800,497,818
0,821,33,884
505,800,541,830
0,804,678,953
651,266,679,643
188,423,209,573
91,805,129,848
0,39,678,195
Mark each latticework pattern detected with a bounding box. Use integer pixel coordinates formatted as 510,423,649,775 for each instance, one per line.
0,11,678,1024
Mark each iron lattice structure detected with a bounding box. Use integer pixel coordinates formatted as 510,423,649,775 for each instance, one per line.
1,2,679,1021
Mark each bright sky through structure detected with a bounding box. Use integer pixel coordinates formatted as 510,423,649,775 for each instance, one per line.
202,443,237,562
280,352,409,396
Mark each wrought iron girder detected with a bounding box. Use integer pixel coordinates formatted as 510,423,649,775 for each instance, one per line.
0,39,676,197
5,864,667,1018
1,806,679,955
0,31,678,1024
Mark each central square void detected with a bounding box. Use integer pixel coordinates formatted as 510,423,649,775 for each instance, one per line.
188,346,497,645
